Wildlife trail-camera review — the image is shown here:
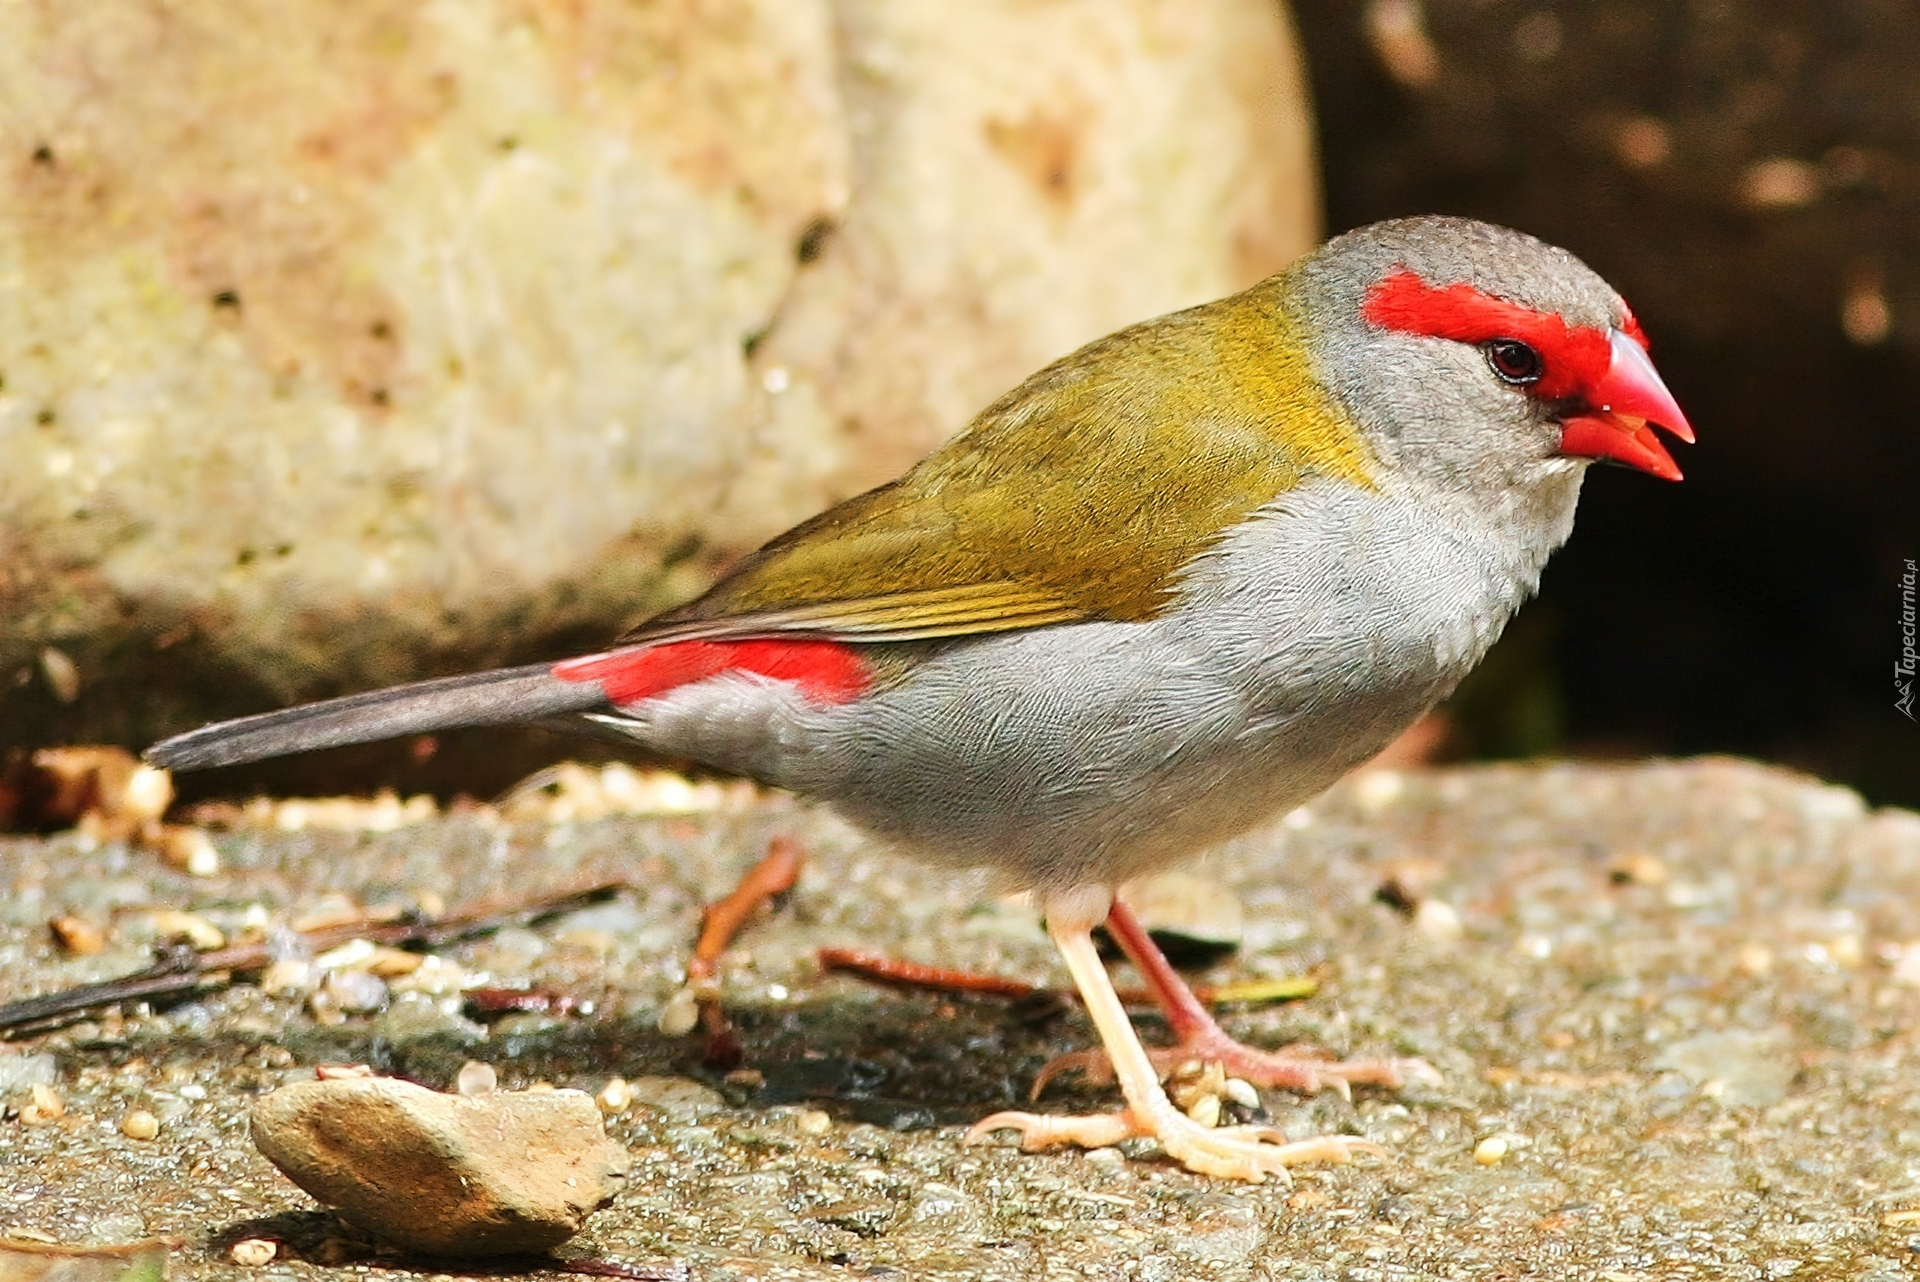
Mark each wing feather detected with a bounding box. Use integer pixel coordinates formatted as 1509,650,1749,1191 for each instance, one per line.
624,281,1371,648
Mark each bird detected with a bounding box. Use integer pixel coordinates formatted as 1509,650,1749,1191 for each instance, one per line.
148,215,1693,1182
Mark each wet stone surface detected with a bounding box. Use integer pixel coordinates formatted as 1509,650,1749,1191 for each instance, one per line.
3,759,1920,1280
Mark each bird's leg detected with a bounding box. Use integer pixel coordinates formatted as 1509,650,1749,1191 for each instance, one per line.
965,885,1380,1182
1032,897,1435,1100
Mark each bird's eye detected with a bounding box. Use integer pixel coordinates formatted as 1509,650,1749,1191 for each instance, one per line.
1484,339,1543,385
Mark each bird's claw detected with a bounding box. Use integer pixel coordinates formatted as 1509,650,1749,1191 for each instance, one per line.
966,1106,1381,1183
1033,1039,1438,1101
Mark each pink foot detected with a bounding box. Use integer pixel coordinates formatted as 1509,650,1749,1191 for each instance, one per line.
1037,897,1439,1102
1033,1035,1435,1101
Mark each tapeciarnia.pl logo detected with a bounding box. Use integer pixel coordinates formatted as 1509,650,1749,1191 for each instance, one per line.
1899,557,1917,720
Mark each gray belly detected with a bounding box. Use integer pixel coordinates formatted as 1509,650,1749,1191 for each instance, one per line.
776,483,1543,889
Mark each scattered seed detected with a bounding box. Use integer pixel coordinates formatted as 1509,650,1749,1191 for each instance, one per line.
313,939,377,971
49,916,106,956
260,958,318,998
229,1238,277,1266
1608,852,1669,886
361,945,425,977
1473,1136,1509,1165
146,824,220,876
120,1109,159,1140
22,1083,66,1124
597,1078,634,1114
149,909,224,951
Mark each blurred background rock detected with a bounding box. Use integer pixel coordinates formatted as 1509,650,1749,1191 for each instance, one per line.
2,0,1913,809
0,0,1317,796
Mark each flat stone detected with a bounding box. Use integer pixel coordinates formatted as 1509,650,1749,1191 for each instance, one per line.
250,1076,629,1257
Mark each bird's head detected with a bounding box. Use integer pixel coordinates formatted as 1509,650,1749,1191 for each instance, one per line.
1290,217,1693,513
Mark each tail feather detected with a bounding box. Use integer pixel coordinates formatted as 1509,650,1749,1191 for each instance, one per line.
145,662,608,772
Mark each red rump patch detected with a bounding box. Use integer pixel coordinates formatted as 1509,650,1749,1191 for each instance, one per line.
553,638,871,707
1361,269,1628,401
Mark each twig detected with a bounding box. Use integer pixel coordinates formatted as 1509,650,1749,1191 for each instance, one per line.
0,881,624,1035
817,946,1042,999
687,839,803,1068
691,839,803,972
816,946,1318,1009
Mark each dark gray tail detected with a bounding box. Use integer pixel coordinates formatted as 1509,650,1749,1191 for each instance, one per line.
145,662,609,772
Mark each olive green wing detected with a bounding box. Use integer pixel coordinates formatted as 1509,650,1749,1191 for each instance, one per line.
623,283,1372,647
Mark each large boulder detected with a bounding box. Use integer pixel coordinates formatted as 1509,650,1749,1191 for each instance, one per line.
1,0,1318,774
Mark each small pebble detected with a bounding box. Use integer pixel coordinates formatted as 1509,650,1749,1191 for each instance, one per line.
1473,1135,1509,1165
320,970,390,1015
1827,933,1864,969
796,1109,833,1136
596,1077,633,1114
0,1053,59,1093
457,1061,498,1096
121,1109,159,1140
657,986,700,1036
39,645,81,702
229,1238,277,1266
1741,157,1820,210
1352,768,1405,815
388,955,466,997
1414,898,1463,943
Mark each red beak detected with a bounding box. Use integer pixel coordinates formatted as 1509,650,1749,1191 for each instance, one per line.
1557,329,1696,481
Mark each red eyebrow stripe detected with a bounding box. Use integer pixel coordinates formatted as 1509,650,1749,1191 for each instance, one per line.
1361,269,1617,401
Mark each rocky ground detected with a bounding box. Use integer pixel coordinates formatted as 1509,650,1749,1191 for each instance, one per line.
3,757,1920,1281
